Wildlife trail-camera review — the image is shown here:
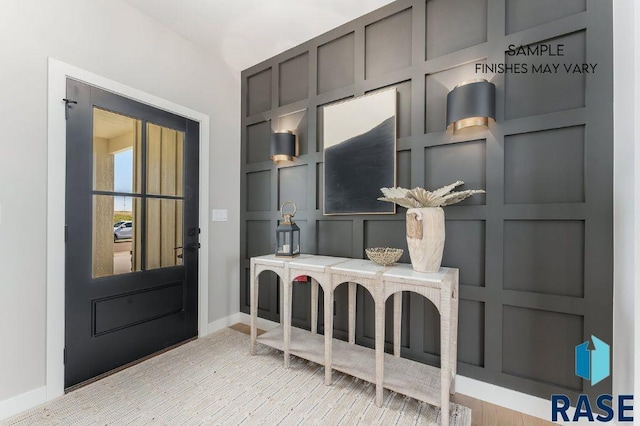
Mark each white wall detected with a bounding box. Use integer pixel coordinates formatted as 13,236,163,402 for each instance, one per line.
635,0,640,401
0,0,239,404
636,0,640,399
613,0,640,399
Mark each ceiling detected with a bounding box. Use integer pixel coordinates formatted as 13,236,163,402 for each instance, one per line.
122,0,395,72
94,109,136,140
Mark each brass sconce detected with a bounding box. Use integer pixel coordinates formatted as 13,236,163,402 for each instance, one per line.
270,131,297,164
446,79,496,132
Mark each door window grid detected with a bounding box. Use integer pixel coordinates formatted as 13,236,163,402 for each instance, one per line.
92,109,185,278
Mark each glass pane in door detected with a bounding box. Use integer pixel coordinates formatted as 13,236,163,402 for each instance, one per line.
147,123,184,197
93,108,142,193
146,198,184,269
92,195,142,278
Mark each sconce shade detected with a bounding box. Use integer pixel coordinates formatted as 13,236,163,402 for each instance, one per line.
446,79,496,132
270,131,296,163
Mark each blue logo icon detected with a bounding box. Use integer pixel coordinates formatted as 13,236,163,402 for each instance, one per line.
575,335,610,386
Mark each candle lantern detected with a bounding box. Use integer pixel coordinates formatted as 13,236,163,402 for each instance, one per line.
275,201,300,257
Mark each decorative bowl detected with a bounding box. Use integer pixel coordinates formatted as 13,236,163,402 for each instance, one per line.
365,247,403,266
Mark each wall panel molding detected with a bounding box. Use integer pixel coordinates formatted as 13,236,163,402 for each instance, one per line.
240,0,613,401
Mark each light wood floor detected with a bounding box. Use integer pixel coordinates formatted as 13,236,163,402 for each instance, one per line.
230,323,554,426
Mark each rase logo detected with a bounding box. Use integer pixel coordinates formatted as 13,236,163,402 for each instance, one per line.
552,336,634,423
575,335,610,386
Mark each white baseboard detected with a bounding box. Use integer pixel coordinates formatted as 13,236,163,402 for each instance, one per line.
457,376,591,425
237,312,280,331
455,376,552,421
207,312,241,335
0,386,47,421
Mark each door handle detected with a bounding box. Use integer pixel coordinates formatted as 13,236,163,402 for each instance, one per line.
185,242,201,251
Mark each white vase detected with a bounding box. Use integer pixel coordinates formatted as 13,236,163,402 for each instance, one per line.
405,207,445,273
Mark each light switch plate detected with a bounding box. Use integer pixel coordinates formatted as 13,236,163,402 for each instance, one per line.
212,209,228,222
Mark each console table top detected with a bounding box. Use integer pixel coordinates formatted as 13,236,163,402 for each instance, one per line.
382,263,453,283
289,255,350,269
252,254,456,283
330,258,387,275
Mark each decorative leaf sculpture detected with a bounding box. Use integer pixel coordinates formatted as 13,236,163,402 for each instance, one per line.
439,189,485,206
406,187,439,207
378,187,421,209
432,181,464,197
378,181,485,208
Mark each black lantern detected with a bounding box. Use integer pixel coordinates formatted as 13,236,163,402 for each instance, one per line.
275,201,300,257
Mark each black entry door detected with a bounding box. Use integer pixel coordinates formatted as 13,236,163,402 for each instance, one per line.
64,79,200,388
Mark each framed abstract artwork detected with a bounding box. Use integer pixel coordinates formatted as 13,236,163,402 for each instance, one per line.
323,87,397,215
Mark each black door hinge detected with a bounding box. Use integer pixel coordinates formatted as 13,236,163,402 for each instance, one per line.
65,225,68,243
63,98,77,120
63,348,67,365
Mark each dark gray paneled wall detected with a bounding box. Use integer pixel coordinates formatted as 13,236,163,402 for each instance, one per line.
240,0,613,400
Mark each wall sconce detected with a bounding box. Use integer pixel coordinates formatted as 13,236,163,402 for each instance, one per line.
446,79,496,132
270,131,297,164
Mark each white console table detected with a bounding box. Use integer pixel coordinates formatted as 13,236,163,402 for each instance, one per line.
249,254,459,426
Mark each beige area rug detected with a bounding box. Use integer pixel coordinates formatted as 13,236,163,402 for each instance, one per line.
4,329,471,425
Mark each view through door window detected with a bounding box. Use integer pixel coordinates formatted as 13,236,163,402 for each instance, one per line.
92,108,184,278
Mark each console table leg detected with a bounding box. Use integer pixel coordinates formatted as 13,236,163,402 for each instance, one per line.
450,279,459,395
311,279,318,334
283,279,292,369
324,288,334,385
440,374,450,426
250,264,257,356
440,288,452,426
348,282,356,344
375,298,385,407
393,292,401,357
